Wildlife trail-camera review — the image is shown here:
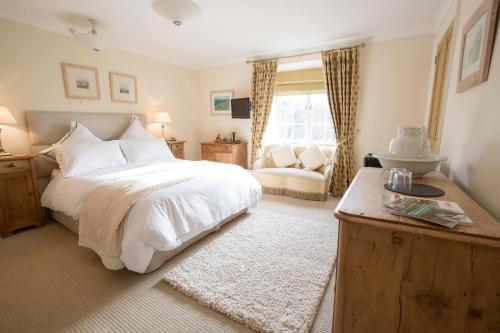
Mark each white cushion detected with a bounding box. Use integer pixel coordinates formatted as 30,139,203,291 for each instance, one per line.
299,145,327,170
271,144,297,168
261,144,335,168
40,122,101,162
120,139,174,163
119,115,152,140
55,141,127,177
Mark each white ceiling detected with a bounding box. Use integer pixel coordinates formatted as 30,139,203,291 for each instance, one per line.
0,0,451,68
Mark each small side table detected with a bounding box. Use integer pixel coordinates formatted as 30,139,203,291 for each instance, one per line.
0,155,43,237
166,140,186,159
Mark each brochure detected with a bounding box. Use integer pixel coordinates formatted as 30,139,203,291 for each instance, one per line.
384,194,473,228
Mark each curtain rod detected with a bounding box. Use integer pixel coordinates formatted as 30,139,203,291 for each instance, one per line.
245,43,366,64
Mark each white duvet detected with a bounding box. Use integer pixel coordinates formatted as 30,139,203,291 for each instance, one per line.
41,158,262,273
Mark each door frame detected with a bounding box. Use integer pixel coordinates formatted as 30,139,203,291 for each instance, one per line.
427,22,454,153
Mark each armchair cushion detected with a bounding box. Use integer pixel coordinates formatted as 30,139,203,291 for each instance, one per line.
254,168,326,194
253,157,267,170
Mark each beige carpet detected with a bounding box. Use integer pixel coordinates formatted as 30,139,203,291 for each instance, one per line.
0,194,339,333
164,211,337,333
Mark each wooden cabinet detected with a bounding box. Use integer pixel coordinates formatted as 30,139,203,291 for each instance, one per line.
333,168,500,333
166,140,186,159
0,155,43,237
201,142,247,169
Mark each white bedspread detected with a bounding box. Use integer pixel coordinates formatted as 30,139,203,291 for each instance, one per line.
41,158,262,273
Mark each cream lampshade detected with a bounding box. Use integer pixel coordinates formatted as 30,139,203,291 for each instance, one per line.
0,106,17,156
153,111,172,139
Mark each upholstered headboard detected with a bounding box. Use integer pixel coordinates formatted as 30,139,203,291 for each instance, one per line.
26,111,147,191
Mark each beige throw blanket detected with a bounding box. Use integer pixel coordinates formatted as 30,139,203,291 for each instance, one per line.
78,177,191,269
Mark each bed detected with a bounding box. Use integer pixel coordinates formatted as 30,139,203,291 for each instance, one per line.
26,111,261,273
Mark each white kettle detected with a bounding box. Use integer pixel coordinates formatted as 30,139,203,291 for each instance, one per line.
389,126,430,159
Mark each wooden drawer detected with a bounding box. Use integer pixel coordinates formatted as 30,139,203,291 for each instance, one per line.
172,149,184,159
170,143,184,151
202,144,233,153
0,159,30,173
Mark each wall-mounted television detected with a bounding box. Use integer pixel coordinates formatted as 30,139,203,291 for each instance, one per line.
231,97,251,119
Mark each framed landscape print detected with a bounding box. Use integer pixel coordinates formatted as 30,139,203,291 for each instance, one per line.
211,90,234,115
457,0,499,92
109,72,138,103
61,63,100,100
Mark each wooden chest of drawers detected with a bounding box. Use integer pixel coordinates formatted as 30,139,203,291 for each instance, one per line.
166,140,186,159
201,142,247,169
0,155,43,237
333,168,500,333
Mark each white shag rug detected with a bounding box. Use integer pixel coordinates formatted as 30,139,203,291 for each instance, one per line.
163,210,338,333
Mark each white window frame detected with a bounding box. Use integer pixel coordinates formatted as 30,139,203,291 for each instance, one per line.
266,92,336,146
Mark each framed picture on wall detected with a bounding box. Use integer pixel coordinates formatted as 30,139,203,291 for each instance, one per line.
456,0,499,92
211,90,234,115
61,63,100,100
109,72,138,103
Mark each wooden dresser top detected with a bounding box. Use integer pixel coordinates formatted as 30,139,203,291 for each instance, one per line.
201,141,247,145
0,154,33,161
335,168,500,246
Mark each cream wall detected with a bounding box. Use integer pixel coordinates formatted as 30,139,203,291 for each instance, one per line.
431,0,500,220
198,35,433,169
356,35,433,168
1,18,436,187
197,63,252,161
0,19,201,160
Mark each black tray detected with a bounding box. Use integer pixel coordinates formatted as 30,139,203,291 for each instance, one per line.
384,183,445,197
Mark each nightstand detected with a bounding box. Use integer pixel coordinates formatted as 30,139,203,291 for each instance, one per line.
0,155,43,237
166,140,186,159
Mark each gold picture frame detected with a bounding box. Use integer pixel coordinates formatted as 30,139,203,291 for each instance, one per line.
456,0,499,92
109,71,138,104
61,63,100,100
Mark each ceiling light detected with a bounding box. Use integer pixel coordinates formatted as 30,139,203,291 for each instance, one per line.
70,18,106,51
152,0,202,26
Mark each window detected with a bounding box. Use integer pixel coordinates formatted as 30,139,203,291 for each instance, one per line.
263,93,335,146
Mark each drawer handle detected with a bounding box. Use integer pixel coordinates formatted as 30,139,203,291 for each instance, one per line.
7,162,17,168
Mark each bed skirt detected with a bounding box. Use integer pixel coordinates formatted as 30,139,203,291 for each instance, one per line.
48,209,249,273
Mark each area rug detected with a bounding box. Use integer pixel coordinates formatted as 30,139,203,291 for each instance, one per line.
163,210,338,333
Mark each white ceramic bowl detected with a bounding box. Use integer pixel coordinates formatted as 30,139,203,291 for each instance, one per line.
373,153,447,178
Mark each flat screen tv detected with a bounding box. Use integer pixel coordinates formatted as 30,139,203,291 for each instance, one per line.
231,97,251,119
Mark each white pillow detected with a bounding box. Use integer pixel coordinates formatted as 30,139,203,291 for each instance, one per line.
55,141,127,178
40,122,101,162
119,115,152,140
299,145,327,170
271,144,297,168
120,139,174,163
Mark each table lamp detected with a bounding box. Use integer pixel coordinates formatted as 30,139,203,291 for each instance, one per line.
153,111,172,140
0,106,17,156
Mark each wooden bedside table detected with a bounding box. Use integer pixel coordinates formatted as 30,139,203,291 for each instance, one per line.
166,140,186,159
0,155,43,237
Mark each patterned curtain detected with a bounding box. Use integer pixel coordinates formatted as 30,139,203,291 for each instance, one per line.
322,47,360,197
250,59,278,166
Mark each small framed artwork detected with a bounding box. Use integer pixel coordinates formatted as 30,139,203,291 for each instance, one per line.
457,0,499,92
109,72,138,103
61,63,100,100
211,90,234,115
